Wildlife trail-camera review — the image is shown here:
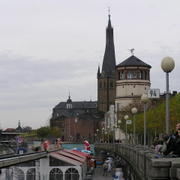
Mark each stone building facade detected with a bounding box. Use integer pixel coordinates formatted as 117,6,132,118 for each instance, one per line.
115,55,151,111
50,96,103,142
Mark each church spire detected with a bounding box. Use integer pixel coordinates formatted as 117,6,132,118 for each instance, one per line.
101,11,116,77
97,65,100,78
108,7,112,28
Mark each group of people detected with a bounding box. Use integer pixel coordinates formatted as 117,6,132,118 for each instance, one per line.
153,123,180,157
41,138,62,152
102,157,113,176
102,156,125,179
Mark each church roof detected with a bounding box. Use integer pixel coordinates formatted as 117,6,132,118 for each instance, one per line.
101,14,116,76
117,55,151,68
55,101,97,109
52,101,98,118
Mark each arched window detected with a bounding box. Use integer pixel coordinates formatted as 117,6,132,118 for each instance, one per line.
49,168,63,180
13,168,24,180
110,81,113,88
27,168,36,180
65,168,79,180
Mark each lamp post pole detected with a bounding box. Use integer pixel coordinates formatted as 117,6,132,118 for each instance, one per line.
141,94,149,147
96,129,99,143
118,120,121,142
74,117,78,142
161,57,175,134
124,115,129,143
107,126,110,143
131,107,138,144
102,128,105,143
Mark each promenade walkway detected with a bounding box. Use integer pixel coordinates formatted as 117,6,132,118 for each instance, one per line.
92,166,113,180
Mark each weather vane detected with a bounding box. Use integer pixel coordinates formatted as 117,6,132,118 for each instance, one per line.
129,48,135,55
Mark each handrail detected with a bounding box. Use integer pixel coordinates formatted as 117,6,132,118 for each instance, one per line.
95,143,180,180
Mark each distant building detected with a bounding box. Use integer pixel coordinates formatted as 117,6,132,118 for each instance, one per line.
50,96,103,142
97,13,116,112
115,55,151,111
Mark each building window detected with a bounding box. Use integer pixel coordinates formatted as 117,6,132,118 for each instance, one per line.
120,71,125,80
104,82,106,88
127,71,137,79
66,104,72,109
99,82,102,88
145,87,146,90
49,168,63,179
133,85,135,88
110,81,113,88
27,168,36,180
131,93,133,96
137,71,141,79
65,168,79,180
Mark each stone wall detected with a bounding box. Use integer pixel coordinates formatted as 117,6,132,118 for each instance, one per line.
95,143,180,180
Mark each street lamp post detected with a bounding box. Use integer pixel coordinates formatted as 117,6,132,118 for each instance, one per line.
118,120,121,142
161,57,175,134
74,117,78,142
124,115,129,143
141,94,149,147
131,107,138,144
113,125,117,143
102,128,105,143
107,126,110,143
96,129,99,143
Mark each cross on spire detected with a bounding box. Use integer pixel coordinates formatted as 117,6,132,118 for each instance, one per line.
108,7,111,19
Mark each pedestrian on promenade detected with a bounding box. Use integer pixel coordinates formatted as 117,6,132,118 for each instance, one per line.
163,123,180,157
42,140,49,152
102,162,108,176
113,168,124,180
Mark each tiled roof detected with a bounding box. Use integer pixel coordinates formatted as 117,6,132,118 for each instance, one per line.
101,15,116,76
55,101,97,109
117,55,151,68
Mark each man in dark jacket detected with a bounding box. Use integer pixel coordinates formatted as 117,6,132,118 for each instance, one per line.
163,123,180,157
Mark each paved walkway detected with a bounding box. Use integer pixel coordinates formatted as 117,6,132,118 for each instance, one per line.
92,165,113,180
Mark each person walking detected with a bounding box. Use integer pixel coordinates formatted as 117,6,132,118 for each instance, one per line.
163,123,180,157
102,162,108,176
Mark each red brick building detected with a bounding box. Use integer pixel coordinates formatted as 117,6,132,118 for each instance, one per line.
50,96,103,142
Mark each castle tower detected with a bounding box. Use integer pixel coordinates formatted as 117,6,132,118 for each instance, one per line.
97,13,116,112
115,55,151,111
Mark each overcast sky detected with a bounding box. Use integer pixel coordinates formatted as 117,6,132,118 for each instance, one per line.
0,0,180,129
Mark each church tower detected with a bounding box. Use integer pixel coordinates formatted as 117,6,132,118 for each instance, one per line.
97,13,116,112
115,54,151,111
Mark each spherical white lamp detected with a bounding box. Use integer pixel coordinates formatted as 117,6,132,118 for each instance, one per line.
141,94,149,103
124,115,129,120
161,57,175,73
118,120,121,124
131,107,138,114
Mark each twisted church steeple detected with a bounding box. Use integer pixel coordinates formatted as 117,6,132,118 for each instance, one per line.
101,13,116,77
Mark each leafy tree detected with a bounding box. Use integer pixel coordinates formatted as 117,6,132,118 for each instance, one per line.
37,126,51,138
